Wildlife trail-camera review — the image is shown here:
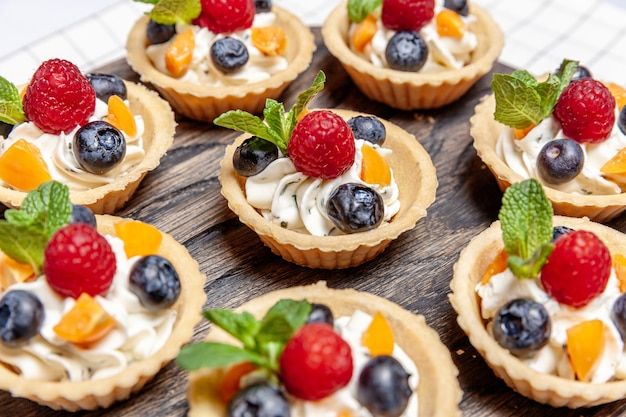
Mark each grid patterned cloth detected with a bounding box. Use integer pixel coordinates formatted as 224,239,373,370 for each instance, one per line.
0,0,624,86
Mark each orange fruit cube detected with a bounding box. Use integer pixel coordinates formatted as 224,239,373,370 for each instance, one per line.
0,138,51,191
251,26,287,56
360,143,392,187
351,14,377,53
600,147,626,175
362,311,394,356
603,81,626,110
114,220,163,258
53,293,117,345
165,28,195,78
566,319,605,382
481,249,508,285
219,361,258,402
436,9,466,39
613,254,626,292
106,95,137,137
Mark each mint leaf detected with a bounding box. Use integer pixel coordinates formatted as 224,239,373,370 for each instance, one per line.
203,309,260,350
347,0,382,23
263,99,289,150
257,299,311,345
286,71,326,134
499,179,554,279
0,224,48,272
147,0,201,25
0,75,25,125
213,109,281,146
176,342,269,370
134,0,159,4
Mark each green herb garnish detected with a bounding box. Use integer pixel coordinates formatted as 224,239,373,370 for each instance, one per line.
492,59,578,129
134,0,201,25
176,299,311,374
499,179,554,279
213,71,326,154
0,181,72,274
0,75,25,126
347,0,382,23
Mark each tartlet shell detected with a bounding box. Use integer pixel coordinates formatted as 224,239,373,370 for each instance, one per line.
218,109,438,269
187,281,462,417
0,215,206,411
321,1,504,110
450,215,626,407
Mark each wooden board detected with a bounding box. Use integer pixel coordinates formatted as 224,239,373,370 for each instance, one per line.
2,28,626,416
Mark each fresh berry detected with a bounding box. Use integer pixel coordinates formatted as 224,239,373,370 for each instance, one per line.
0,290,45,348
612,293,626,342
85,73,127,102
73,120,126,174
288,110,356,179
279,322,353,400
619,105,626,135
553,78,616,144
540,230,611,308
347,116,386,145
536,138,584,185
327,183,384,233
552,225,573,242
193,0,255,34
492,298,551,358
254,0,272,13
43,223,116,299
443,0,469,16
382,0,434,31
129,255,181,311
23,58,96,135
385,31,429,72
228,383,289,417
233,137,279,176
70,204,97,227
211,37,250,73
357,355,413,417
571,65,592,82
307,303,334,326
146,20,176,44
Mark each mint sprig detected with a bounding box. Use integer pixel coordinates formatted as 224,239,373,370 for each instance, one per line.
347,0,382,23
499,179,554,279
134,0,201,25
213,71,326,154
176,299,311,372
492,59,578,129
0,75,25,126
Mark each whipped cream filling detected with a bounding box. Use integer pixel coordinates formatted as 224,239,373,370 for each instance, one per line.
146,12,288,86
245,139,400,236
0,236,176,382
0,98,146,192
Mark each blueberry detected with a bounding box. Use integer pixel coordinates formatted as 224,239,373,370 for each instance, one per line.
618,105,626,136
307,303,334,326
612,293,626,341
443,0,469,16
571,65,593,82
233,137,279,176
73,120,126,174
552,225,573,242
385,31,428,72
228,383,290,417
327,183,384,234
129,255,181,311
536,138,584,185
492,299,551,358
146,20,176,45
86,73,127,102
70,204,97,228
347,116,386,146
0,290,45,348
254,0,272,13
0,121,13,138
357,355,412,417
211,37,249,73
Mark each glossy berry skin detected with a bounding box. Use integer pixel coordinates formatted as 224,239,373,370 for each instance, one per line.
536,138,584,185
233,136,279,176
23,58,96,135
541,230,611,308
553,78,616,144
571,65,592,82
146,20,176,44
86,73,127,102
228,383,289,417
327,183,384,234
73,120,126,174
443,0,469,16
70,204,97,228
211,38,249,73
347,116,386,146
385,31,429,72
280,322,353,400
194,0,255,34
0,290,45,348
288,110,356,179
492,299,551,358
307,303,334,326
129,255,181,311
254,0,272,12
357,355,412,417
382,0,434,31
552,225,573,242
619,105,626,136
44,223,116,299
611,293,626,342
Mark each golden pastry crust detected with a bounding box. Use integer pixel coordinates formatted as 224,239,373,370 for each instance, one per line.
0,215,206,411
187,281,462,417
218,109,438,269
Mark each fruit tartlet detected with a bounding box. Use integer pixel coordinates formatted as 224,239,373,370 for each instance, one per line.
217,72,437,268
125,0,315,122
0,58,175,214
472,59,626,222
450,178,626,407
322,0,503,109
0,181,205,410
179,281,462,417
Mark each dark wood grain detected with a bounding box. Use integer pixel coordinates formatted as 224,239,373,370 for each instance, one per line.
3,28,626,417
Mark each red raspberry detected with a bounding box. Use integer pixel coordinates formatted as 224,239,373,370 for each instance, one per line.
193,0,255,34
22,59,96,135
553,78,616,144
540,230,611,308
279,323,353,400
43,223,116,299
382,0,435,31
288,110,356,179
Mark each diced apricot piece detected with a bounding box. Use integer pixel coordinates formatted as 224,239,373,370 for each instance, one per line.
53,293,117,345
219,361,258,402
603,81,626,110
165,28,195,78
0,138,51,191
600,147,626,175
514,124,535,139
436,9,466,38
106,95,137,137
613,254,626,292
360,143,392,187
362,311,394,356
337,410,353,417
481,249,508,285
251,26,287,56
114,220,163,258
0,251,34,291
566,319,605,382
351,14,377,53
